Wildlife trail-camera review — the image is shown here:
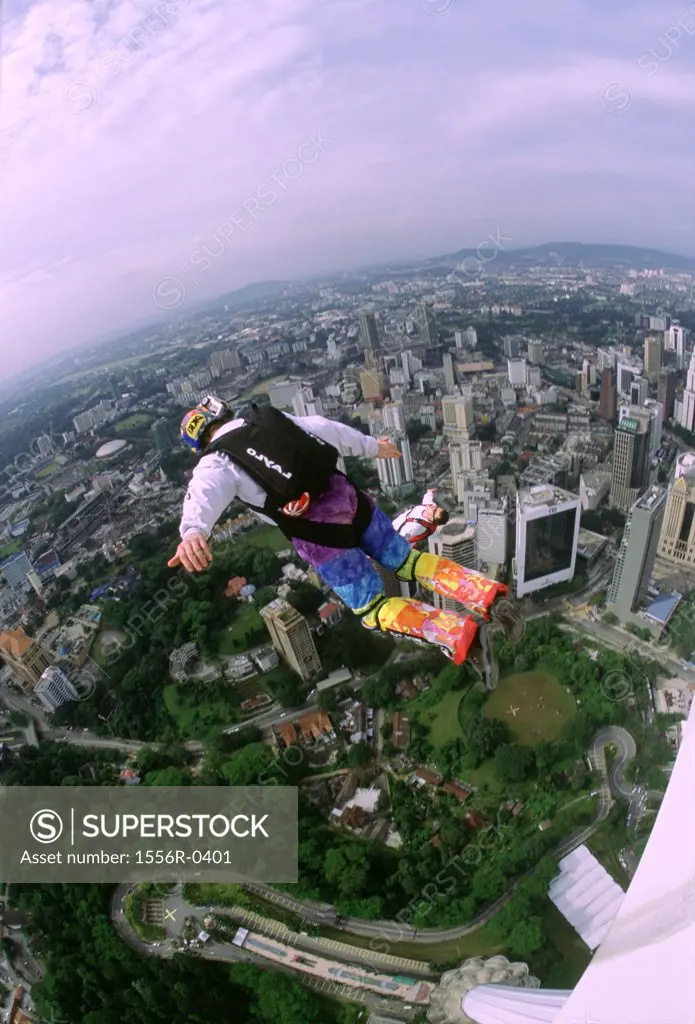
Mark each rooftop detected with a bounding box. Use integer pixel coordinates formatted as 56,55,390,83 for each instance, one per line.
518,483,579,513
0,628,34,658
96,439,128,458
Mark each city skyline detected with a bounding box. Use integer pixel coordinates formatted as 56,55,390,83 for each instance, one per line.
2,0,695,374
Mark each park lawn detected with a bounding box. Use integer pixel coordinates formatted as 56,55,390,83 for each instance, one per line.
243,524,290,553
218,603,266,655
114,412,154,433
420,690,466,747
484,670,576,744
0,538,21,560
36,461,62,478
321,921,505,964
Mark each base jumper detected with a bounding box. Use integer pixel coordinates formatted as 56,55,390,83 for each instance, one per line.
168,397,523,666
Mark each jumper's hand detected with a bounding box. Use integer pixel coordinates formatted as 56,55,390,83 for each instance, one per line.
376,438,401,459
168,532,212,572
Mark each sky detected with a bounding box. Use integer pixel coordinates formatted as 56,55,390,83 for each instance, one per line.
1,0,695,375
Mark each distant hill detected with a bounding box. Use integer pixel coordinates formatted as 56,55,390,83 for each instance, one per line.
201,279,290,309
424,241,695,272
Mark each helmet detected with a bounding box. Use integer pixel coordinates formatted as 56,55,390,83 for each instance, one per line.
180,395,231,453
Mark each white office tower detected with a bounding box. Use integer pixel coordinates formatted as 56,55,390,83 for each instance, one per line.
453,326,478,349
292,384,324,418
476,501,508,569
526,365,541,388
450,440,483,479
507,358,527,387
607,485,667,620
674,451,695,481
401,351,413,385
515,485,580,598
443,352,457,392
34,666,78,713
666,322,686,370
630,377,648,406
680,350,695,432
452,692,695,1023
616,359,639,397
381,400,406,434
428,520,477,612
597,347,616,372
376,433,414,495
442,395,474,442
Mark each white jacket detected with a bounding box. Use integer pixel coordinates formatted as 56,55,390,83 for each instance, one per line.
392,489,437,542
179,413,380,540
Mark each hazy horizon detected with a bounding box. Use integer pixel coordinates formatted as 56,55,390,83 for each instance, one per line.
2,0,695,375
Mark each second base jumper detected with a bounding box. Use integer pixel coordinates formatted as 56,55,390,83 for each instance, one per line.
169,397,523,666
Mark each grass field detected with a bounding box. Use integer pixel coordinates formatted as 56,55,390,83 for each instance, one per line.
36,461,62,478
114,412,154,433
218,604,266,655
243,524,290,552
420,690,466,747
0,539,21,560
484,670,576,743
321,921,505,964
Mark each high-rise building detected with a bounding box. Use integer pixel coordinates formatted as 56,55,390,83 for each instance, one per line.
417,301,438,347
292,385,324,418
616,360,639,397
597,348,616,372
381,401,406,434
630,378,649,406
442,352,456,392
358,311,381,354
152,418,176,453
666,323,686,371
442,395,473,442
515,485,581,598
464,326,477,348
360,370,387,403
599,367,616,421
644,334,662,380
210,349,241,378
657,367,677,420
503,337,520,359
476,501,508,569
260,599,321,681
607,485,667,620
428,520,477,613
34,666,79,713
657,469,695,566
680,351,695,433
0,552,34,593
527,340,544,365
0,628,53,694
375,433,414,494
507,358,527,387
609,411,653,512
450,440,483,479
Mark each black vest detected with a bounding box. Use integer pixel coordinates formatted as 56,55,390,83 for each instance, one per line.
206,405,371,547
206,404,338,510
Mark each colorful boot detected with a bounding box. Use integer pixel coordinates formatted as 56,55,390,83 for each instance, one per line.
395,550,508,619
358,594,479,666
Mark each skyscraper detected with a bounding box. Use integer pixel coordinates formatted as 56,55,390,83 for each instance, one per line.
358,311,381,354
527,340,544,365
0,551,34,593
657,368,676,420
375,432,414,494
449,440,483,479
607,485,667,620
515,485,581,598
417,301,438,347
152,418,176,453
210,348,241,377
503,337,520,359
666,323,686,371
442,351,456,392
644,333,662,380
476,501,508,569
292,385,324,418
260,599,322,681
35,666,79,713
381,401,406,434
657,470,695,566
507,359,527,387
630,378,649,406
442,395,473,442
599,367,616,421
680,351,695,433
609,411,653,512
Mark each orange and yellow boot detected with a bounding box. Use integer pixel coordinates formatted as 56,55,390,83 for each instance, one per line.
359,594,480,666
395,549,524,643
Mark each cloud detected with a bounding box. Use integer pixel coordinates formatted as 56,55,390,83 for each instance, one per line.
1,0,695,374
